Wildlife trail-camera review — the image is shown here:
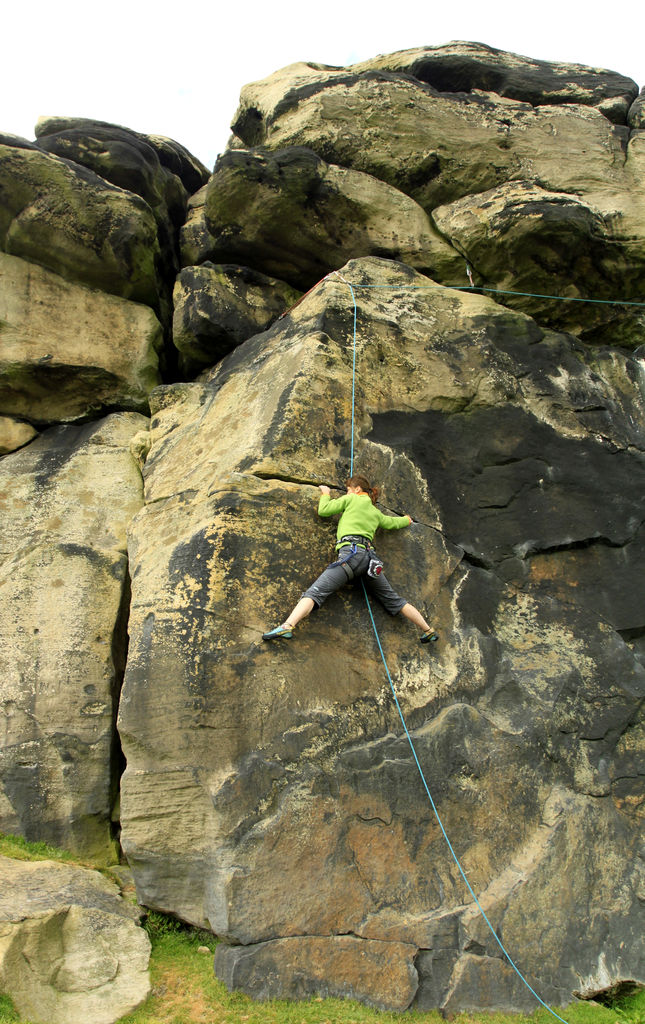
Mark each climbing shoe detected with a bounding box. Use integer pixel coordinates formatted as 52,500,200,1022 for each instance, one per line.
420,629,439,644
262,625,293,640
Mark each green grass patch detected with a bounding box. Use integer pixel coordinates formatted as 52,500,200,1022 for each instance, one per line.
0,831,76,864
1,837,642,1024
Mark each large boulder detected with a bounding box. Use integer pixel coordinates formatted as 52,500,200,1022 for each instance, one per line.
227,60,645,346
0,252,162,424
353,42,638,122
0,413,148,862
0,142,161,307
231,44,638,146
35,116,210,197
229,64,633,213
432,180,645,345
34,119,209,321
0,856,150,1024
172,263,300,376
117,257,644,1012
202,146,463,290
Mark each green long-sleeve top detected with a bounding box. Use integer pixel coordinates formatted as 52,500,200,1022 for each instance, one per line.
318,492,411,547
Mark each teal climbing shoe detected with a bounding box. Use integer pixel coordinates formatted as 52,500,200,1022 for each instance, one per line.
262,625,293,640
420,629,439,644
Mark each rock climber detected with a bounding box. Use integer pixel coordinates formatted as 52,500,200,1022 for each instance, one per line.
262,474,438,643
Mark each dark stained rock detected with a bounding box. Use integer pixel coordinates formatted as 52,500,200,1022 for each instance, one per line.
35,116,210,195
0,143,161,308
117,257,644,1013
214,935,418,1010
354,42,639,123
172,263,300,376
432,181,645,345
33,119,206,328
203,147,463,290
0,133,38,150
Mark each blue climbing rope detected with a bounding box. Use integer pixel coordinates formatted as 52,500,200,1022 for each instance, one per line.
335,270,569,1023
351,282,645,307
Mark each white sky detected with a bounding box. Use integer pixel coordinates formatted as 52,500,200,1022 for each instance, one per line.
3,0,643,172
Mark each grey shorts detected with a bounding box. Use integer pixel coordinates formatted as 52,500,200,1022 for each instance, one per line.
302,546,407,616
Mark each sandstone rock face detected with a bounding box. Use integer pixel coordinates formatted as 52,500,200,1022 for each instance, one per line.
432,181,645,345
118,258,644,1011
202,147,463,291
35,116,210,196
628,88,645,128
0,415,37,455
0,252,162,424
0,143,161,307
0,856,150,1024
0,413,147,861
173,263,300,375
232,44,637,144
228,49,644,350
179,184,213,267
1,41,645,1019
353,42,638,121
215,935,418,1010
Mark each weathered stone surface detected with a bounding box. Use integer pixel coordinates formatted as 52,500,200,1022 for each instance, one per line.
0,413,147,861
0,143,161,307
232,46,637,147
35,116,210,196
215,935,418,1010
35,121,188,232
0,415,37,455
0,856,150,1024
0,252,162,424
118,257,644,1012
227,52,645,349
628,88,645,128
203,147,463,290
432,181,645,344
354,42,638,122
0,133,37,150
173,263,300,375
229,66,633,213
179,184,213,266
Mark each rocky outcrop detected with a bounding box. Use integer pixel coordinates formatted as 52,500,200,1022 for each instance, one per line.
353,42,638,121
0,252,162,424
0,142,161,308
118,257,644,1011
1,40,644,1018
201,147,463,290
35,116,210,197
0,856,150,1024
0,413,147,861
34,118,210,326
173,263,300,376
228,49,644,348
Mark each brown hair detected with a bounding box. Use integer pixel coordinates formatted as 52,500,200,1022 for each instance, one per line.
346,475,379,505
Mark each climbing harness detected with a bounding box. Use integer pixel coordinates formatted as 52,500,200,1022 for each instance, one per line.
333,269,570,1024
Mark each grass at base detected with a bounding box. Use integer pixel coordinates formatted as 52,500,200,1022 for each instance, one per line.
1,923,643,1024
1,836,643,1024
